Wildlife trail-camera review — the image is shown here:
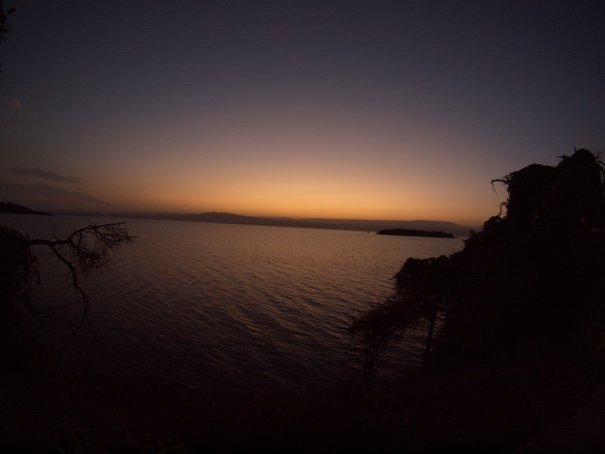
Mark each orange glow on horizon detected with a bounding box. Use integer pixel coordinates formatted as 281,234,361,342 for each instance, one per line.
101,187,493,227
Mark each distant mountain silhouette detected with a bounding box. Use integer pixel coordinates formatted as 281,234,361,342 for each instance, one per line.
192,213,472,237
377,229,454,238
61,210,473,237
0,202,52,216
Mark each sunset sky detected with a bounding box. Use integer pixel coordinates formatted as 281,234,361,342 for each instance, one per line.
0,0,603,227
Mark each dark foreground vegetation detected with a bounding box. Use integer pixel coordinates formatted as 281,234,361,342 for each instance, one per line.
1,149,605,452
1,344,600,453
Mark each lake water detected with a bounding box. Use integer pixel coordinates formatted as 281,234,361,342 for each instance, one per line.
1,214,463,391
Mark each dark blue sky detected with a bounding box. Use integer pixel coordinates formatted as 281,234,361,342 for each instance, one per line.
1,1,603,225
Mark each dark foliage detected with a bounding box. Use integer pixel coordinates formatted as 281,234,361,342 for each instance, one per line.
348,296,410,381
441,149,605,367
394,255,459,368
0,226,39,326
349,255,459,379
493,149,605,230
350,149,605,376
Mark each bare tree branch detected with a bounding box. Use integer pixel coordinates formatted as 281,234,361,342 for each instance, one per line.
26,222,136,327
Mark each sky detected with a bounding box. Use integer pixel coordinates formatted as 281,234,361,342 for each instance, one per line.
0,0,603,227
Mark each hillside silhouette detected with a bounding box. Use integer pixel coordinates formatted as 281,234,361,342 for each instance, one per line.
0,202,52,216
351,149,605,374
439,149,605,366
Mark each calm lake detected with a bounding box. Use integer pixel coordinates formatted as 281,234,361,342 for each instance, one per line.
1,214,463,391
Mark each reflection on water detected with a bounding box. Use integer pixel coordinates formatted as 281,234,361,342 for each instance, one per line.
1,214,463,391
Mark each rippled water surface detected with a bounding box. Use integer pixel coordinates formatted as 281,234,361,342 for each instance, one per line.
2,214,463,391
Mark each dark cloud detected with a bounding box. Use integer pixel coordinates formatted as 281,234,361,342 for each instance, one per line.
10,167,82,184
0,180,109,205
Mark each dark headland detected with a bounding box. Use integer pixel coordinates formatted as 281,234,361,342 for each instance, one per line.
0,202,52,216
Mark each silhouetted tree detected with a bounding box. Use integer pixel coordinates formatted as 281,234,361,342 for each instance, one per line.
349,255,458,379
1,222,136,330
394,255,458,369
349,297,406,382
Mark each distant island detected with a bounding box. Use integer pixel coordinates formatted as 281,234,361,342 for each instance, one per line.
376,228,454,238
0,202,52,216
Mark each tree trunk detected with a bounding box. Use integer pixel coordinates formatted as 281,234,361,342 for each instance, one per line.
422,309,436,370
